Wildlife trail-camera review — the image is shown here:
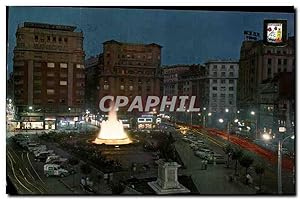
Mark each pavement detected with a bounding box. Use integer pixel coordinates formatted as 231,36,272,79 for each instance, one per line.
174,136,256,194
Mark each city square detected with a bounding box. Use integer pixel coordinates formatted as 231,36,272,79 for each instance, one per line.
5,7,295,196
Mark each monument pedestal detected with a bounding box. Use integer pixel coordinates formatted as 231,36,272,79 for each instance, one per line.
148,159,190,194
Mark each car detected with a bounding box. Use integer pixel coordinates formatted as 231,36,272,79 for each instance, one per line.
44,164,69,177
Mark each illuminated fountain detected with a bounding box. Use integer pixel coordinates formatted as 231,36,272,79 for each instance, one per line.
93,106,132,145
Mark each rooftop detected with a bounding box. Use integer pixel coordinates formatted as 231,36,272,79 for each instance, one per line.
23,22,77,32
103,40,162,48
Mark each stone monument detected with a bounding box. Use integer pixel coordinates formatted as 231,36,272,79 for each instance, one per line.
148,159,190,194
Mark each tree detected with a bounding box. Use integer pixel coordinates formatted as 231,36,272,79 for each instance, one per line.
254,164,265,191
111,182,125,194
68,158,79,187
239,154,254,175
231,148,243,175
80,163,93,179
223,144,233,168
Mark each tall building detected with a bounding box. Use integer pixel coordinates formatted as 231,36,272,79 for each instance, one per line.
97,40,162,113
162,65,190,97
238,37,295,134
13,22,85,129
203,60,239,126
84,54,103,113
162,64,206,123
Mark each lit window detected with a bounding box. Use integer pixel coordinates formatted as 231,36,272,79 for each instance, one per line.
47,89,55,95
60,81,67,86
60,63,68,68
120,85,125,90
47,63,55,68
129,86,133,91
104,85,109,90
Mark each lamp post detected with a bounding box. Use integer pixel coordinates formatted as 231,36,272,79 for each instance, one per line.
250,111,258,139
262,133,295,194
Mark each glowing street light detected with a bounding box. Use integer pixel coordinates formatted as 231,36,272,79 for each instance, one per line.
219,118,224,123
29,106,33,110
208,112,212,116
234,119,239,123
225,108,229,113
262,133,295,194
68,107,71,111
237,110,240,114
203,107,206,111
251,111,255,115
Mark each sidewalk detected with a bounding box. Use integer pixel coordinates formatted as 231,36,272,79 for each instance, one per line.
175,139,256,194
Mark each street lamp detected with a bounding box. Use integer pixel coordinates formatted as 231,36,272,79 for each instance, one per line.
29,106,33,110
262,133,295,194
225,108,229,113
203,107,206,111
237,110,240,114
250,111,255,115
203,112,212,128
219,118,224,123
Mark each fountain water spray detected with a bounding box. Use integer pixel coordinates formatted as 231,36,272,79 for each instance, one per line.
93,105,132,145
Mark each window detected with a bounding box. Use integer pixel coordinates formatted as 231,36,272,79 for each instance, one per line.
60,99,66,103
268,58,272,65
48,99,55,103
47,36,50,42
220,93,225,98
221,79,226,84
213,79,217,84
47,72,55,77
213,72,217,77
35,35,38,41
230,65,234,69
221,65,225,69
229,72,234,77
221,72,226,77
60,73,67,78
33,90,42,94
58,37,62,43
220,87,226,91
229,94,234,98
229,87,234,91
53,37,56,42
60,81,67,86
212,87,217,91
129,86,133,91
64,38,68,43
212,93,217,97
267,68,272,75
47,63,55,68
47,81,55,86
47,89,55,95
278,59,282,65
120,85,125,90
283,59,287,65
60,63,68,68
76,64,84,69
104,85,109,90
229,80,234,84
278,68,281,73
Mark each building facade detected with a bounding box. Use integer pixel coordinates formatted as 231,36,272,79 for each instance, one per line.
13,22,85,129
203,60,239,114
238,37,295,135
84,54,103,113
97,40,163,113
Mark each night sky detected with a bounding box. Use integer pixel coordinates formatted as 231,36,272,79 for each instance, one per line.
7,7,295,74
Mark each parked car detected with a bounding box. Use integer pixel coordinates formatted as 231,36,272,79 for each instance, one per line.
45,155,68,164
44,164,69,177
35,151,55,162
